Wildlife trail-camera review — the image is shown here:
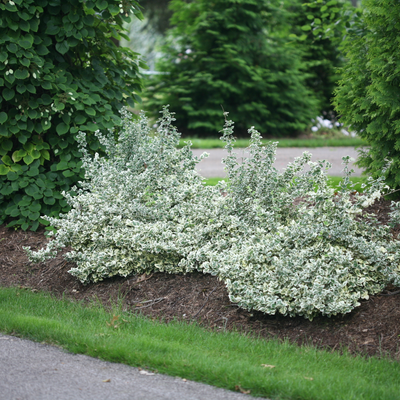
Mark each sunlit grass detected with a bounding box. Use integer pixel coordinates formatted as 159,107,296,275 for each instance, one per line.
205,176,368,193
179,137,366,149
1,287,399,400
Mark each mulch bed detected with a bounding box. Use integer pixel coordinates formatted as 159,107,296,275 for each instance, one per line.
1,198,400,360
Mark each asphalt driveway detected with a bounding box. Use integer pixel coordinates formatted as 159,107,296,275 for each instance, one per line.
0,334,265,400
192,147,364,178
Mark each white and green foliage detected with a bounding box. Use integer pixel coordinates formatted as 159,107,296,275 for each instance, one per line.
26,109,400,320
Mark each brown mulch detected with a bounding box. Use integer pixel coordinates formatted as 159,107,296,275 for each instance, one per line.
1,198,400,360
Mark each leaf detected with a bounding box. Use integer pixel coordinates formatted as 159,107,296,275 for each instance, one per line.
18,178,29,188
304,377,314,381
0,112,8,124
1,139,12,151
23,154,34,165
0,164,9,175
44,196,55,205
41,81,52,90
83,14,94,26
136,273,153,283
20,58,30,67
86,107,96,116
6,171,18,181
10,163,22,172
18,39,33,50
10,208,20,217
26,167,39,177
45,22,60,36
56,122,69,135
4,73,15,85
139,371,155,376
235,385,251,394
16,84,27,94
28,211,40,220
28,99,39,109
97,0,108,10
31,149,41,159
56,161,69,170
7,43,18,53
55,101,65,111
41,150,50,161
24,142,34,152
25,184,39,196
62,170,75,177
12,151,22,162
74,114,87,124
36,44,49,56
41,94,52,105
1,155,12,165
56,41,70,55
3,88,15,101
27,109,38,119
30,203,41,212
18,198,31,207
30,220,40,231
0,184,13,195
261,364,275,369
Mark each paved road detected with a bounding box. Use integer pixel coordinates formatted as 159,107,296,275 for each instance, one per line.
0,334,265,400
192,147,364,178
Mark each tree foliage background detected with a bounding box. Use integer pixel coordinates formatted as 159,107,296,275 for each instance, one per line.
144,0,321,137
333,0,400,191
287,0,344,117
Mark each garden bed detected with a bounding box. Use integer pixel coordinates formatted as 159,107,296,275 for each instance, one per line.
1,198,399,360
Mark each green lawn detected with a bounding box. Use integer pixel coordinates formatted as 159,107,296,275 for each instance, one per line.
1,287,399,400
204,176,368,193
179,137,366,149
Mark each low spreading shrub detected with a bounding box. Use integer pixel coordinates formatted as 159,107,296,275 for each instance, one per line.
26,108,400,320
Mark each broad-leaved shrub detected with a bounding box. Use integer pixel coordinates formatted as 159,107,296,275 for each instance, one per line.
0,0,144,230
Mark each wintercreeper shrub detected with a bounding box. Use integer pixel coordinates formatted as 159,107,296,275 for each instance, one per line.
26,108,400,320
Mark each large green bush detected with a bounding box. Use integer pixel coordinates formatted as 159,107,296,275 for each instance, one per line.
26,108,400,320
0,0,144,230
333,0,400,190
144,0,320,137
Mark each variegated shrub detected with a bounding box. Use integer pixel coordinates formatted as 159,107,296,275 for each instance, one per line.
26,108,400,320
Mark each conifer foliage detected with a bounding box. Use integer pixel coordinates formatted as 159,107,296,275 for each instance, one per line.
334,0,400,190
146,0,319,137
288,0,344,116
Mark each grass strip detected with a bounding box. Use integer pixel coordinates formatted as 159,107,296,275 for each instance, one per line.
204,176,368,193
179,137,366,149
1,287,399,400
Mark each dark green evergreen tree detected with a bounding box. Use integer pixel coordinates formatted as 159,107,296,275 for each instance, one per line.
145,0,319,137
334,0,400,190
